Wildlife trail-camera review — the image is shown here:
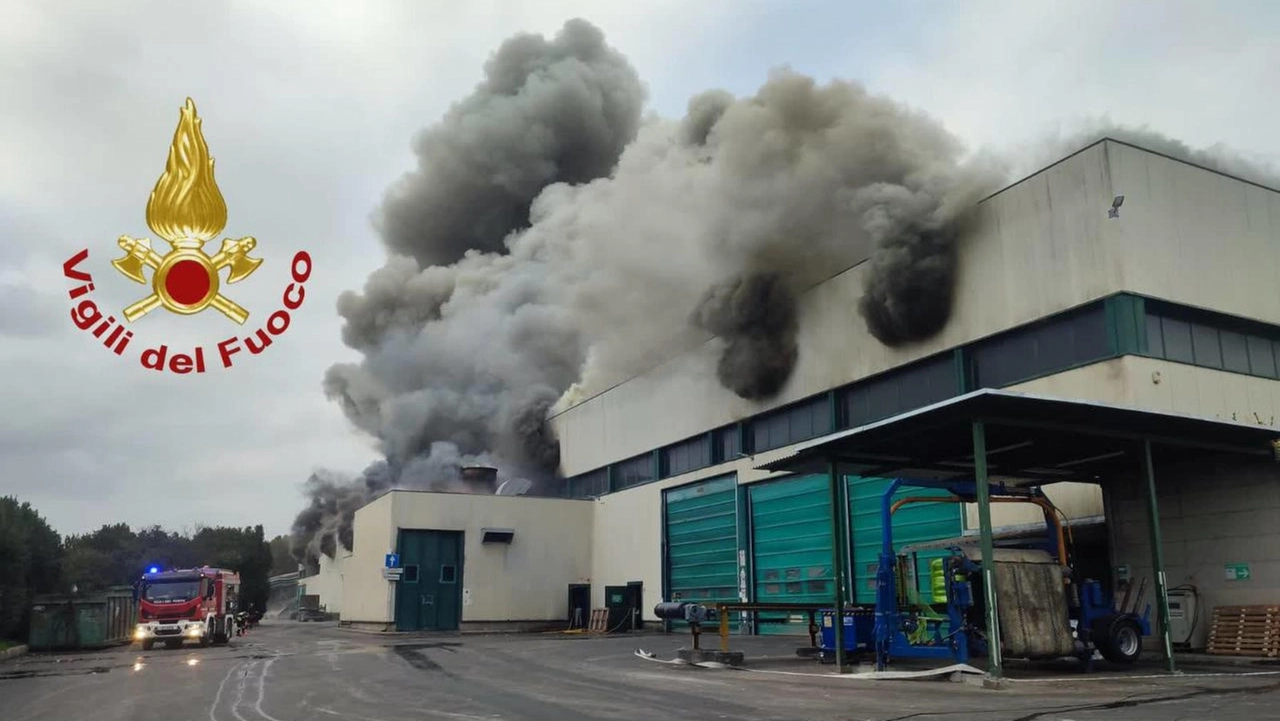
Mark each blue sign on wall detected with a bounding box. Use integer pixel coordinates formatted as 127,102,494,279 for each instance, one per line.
385,553,400,568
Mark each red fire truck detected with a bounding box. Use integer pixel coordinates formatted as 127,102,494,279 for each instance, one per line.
133,566,241,650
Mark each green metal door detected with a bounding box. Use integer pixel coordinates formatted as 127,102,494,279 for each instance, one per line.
848,477,963,604
664,476,739,616
750,474,833,635
395,529,463,631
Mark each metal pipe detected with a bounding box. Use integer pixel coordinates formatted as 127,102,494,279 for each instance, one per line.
973,421,1003,678
1141,440,1176,673
889,495,1069,568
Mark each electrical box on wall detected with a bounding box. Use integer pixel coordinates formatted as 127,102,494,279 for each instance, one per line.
1115,565,1131,583
1167,588,1197,646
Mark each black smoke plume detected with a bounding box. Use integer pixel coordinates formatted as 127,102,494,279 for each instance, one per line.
858,224,959,346
694,273,799,400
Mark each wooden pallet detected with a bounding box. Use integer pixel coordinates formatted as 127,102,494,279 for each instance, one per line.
1207,605,1280,657
588,608,610,633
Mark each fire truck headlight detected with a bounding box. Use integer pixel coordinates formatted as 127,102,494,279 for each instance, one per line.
187,625,203,637
134,627,148,640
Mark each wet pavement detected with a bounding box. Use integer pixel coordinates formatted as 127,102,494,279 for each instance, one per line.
3,621,1279,720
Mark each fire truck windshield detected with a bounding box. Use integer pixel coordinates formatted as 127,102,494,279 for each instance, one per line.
143,580,200,603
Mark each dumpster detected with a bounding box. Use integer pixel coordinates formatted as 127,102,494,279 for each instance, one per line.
28,587,139,650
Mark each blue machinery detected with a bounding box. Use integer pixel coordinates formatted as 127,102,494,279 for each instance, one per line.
821,478,1152,671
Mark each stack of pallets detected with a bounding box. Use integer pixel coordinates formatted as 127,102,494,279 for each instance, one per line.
588,608,611,633
1207,605,1280,657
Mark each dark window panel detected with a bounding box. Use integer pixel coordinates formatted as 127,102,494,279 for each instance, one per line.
1221,331,1250,374
814,398,833,435
1190,323,1223,368
1250,336,1278,378
615,454,654,490
1160,318,1194,364
971,306,1109,388
1146,315,1165,358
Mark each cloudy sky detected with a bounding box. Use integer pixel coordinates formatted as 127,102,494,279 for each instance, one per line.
3,0,1276,539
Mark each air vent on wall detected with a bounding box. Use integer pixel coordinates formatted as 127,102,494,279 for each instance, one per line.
481,527,515,544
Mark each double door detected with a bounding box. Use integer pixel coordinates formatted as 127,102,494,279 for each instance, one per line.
394,529,462,631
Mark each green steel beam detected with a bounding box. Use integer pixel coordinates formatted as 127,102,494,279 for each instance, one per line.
954,347,970,393
972,420,1003,678
1142,440,1177,673
827,457,849,672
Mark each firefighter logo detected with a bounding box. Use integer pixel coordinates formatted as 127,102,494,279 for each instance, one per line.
111,98,262,324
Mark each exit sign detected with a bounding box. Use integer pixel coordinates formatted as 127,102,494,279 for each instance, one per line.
1224,563,1251,581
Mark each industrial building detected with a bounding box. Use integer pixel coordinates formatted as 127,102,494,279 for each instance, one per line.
303,138,1280,667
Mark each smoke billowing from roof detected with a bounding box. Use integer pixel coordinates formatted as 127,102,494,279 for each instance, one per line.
291,19,1278,565
291,18,1003,562
693,272,799,400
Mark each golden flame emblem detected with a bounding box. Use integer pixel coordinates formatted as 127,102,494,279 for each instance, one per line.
111,98,262,324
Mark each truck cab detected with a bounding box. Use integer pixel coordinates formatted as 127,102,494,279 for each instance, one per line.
133,566,240,650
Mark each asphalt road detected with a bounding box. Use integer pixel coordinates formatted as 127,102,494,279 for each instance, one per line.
4,621,1280,721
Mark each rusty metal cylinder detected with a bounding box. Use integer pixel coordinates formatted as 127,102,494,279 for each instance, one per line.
460,466,499,492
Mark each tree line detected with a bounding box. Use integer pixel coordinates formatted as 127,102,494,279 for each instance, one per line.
0,496,297,642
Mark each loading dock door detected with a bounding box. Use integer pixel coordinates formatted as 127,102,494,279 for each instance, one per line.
664,476,739,622
848,477,963,604
395,529,463,631
750,474,833,635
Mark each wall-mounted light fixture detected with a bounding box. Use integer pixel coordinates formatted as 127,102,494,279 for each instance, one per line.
1108,195,1125,218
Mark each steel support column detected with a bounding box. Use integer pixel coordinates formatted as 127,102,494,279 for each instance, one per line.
828,458,849,673
972,420,1003,678
1142,439,1176,673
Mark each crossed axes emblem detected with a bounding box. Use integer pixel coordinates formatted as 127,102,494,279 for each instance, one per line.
112,235,262,324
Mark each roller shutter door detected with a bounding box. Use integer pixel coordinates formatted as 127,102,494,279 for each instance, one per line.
664,476,739,617
750,474,833,635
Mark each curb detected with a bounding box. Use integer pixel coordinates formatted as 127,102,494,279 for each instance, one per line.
0,644,29,662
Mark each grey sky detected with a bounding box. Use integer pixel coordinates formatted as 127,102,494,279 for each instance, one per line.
2,0,1276,538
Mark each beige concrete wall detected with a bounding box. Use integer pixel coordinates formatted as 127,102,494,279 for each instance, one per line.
385,492,594,623
1008,355,1280,432
551,141,1126,477
1106,141,1280,325
1106,458,1280,650
299,549,351,616
341,492,396,624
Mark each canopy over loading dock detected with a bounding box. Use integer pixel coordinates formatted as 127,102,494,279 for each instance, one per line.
757,389,1280,678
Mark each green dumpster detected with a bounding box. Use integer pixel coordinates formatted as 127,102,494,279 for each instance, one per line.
28,587,139,650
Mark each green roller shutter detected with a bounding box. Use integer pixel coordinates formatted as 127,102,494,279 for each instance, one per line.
664,476,739,616
848,477,963,605
749,474,833,635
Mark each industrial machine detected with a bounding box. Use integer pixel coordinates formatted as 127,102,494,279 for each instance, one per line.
132,566,242,650
828,478,1152,671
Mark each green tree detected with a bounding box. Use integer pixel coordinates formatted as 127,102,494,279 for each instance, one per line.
62,523,141,592
268,534,295,576
0,497,63,640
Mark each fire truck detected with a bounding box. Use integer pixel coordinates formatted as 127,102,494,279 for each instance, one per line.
133,566,241,650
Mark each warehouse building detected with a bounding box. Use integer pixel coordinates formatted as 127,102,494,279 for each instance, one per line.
306,138,1280,657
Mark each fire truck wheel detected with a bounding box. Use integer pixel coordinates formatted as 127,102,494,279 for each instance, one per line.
141,640,155,651
199,632,210,648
